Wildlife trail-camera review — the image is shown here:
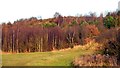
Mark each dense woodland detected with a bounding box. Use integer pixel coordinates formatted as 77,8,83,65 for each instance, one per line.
2,11,120,53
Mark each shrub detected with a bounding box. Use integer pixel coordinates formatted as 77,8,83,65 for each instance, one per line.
104,16,117,29
42,22,57,28
98,28,120,65
88,20,98,25
72,54,117,66
69,20,77,26
80,24,100,44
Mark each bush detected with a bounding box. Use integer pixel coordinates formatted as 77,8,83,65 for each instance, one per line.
104,16,116,29
69,20,77,26
88,20,98,25
72,54,117,66
42,22,57,28
98,28,120,65
80,24,100,44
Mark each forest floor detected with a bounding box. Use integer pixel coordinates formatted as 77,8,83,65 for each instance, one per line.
2,42,98,66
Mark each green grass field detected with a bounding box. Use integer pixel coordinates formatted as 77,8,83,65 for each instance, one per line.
2,46,94,66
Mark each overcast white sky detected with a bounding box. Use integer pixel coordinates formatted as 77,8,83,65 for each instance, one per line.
0,0,119,23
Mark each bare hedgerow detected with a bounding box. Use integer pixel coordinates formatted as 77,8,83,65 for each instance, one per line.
96,28,120,65
72,54,117,66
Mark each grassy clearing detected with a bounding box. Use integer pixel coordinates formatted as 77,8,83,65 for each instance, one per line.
2,45,95,66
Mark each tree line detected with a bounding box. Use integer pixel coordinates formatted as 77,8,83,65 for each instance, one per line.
2,11,120,53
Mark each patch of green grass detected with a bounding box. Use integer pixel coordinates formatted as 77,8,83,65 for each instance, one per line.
2,46,93,66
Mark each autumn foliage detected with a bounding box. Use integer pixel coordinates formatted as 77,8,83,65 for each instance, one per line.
1,11,120,53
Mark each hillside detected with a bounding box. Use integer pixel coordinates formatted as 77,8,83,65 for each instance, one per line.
1,11,120,66
2,44,95,66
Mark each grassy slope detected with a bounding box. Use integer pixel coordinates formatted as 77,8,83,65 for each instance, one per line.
2,45,94,66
